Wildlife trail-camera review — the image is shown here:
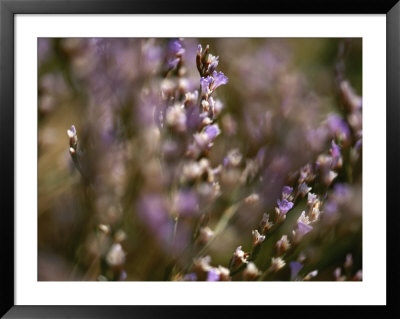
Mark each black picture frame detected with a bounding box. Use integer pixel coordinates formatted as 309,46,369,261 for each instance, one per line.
1,0,399,318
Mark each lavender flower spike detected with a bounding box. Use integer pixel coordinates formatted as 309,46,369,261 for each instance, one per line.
211,71,228,90
277,199,294,215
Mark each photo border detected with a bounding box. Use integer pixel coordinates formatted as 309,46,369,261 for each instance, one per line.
1,0,399,317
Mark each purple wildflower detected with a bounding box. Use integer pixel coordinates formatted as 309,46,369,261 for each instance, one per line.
211,71,228,89
297,221,313,236
183,273,197,281
192,124,221,152
298,182,311,197
169,39,185,56
324,200,338,215
137,194,168,229
208,59,219,74
330,140,341,168
290,261,304,280
204,124,221,141
327,114,350,142
200,76,213,95
207,268,220,281
167,57,180,70
277,199,294,215
174,190,199,216
355,139,362,151
333,183,350,198
282,186,293,199
307,192,317,206
166,39,184,70
68,124,76,135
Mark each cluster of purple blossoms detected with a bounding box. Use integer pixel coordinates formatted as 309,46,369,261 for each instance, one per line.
38,38,362,282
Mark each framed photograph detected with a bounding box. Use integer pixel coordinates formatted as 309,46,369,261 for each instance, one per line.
1,0,398,317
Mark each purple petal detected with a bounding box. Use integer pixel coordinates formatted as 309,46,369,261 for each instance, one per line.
331,141,340,158
204,124,220,141
277,199,294,215
207,268,220,281
327,114,350,140
169,39,185,56
290,261,304,279
330,140,341,167
200,76,213,95
282,186,293,197
168,57,180,69
183,273,197,281
175,190,198,216
297,221,313,236
212,71,228,89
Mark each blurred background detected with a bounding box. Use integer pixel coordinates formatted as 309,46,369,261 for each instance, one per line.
38,38,362,281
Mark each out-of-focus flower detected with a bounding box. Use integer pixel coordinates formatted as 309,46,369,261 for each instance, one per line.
98,224,110,235
192,255,212,279
275,235,291,256
169,39,185,56
173,190,199,217
269,257,286,272
244,193,260,205
166,104,187,132
340,80,362,111
330,140,342,169
207,268,220,281
166,39,185,70
243,262,261,280
197,226,214,245
217,266,231,281
303,270,318,281
224,149,243,168
326,114,351,144
334,267,346,281
307,193,317,207
344,253,353,269
289,261,303,280
183,273,197,281
106,243,126,268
